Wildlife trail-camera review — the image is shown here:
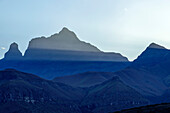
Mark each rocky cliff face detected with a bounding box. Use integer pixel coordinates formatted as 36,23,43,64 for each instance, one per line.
26,27,101,52
23,27,128,61
4,43,23,60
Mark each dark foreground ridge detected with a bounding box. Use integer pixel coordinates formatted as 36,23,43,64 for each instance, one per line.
0,69,150,113
114,103,170,113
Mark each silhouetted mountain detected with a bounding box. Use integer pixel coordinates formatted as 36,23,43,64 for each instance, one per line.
26,27,101,52
80,76,149,113
0,69,86,113
115,103,170,113
133,43,169,66
4,43,23,60
0,28,129,79
110,43,170,103
23,28,128,61
53,72,115,87
0,69,150,113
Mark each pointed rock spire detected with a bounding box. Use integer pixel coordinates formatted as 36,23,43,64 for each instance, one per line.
4,42,23,60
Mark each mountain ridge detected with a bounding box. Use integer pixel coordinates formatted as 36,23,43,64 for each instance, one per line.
3,27,129,62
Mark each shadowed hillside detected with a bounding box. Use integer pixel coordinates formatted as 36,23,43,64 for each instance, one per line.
114,103,170,113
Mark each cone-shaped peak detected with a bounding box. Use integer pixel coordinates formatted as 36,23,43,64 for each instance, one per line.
148,42,166,49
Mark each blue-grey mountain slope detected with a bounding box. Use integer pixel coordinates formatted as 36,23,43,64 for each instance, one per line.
0,28,129,79
23,27,128,62
0,69,149,113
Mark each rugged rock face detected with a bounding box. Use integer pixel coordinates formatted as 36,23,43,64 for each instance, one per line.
4,43,23,60
23,27,128,61
2,28,128,62
26,27,101,52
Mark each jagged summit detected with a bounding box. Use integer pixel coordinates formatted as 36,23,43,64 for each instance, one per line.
50,27,80,42
23,27,129,61
148,42,166,49
2,28,129,62
4,42,23,60
26,27,100,52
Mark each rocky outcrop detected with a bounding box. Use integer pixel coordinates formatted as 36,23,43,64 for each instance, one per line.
24,27,129,62
4,42,23,60
26,27,101,52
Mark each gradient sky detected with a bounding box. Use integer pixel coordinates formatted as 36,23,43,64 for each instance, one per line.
0,0,170,61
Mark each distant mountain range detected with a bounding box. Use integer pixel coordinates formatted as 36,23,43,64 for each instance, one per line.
0,69,149,113
0,27,170,113
53,42,170,104
3,28,128,62
0,28,130,79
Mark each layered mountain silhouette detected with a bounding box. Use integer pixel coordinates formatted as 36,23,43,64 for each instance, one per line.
111,43,170,103
0,69,149,113
3,28,128,62
0,69,85,113
54,43,170,103
0,28,170,113
1,28,130,79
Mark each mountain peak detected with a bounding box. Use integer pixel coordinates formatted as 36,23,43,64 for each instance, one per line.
26,27,100,52
56,27,80,42
148,43,166,49
23,28,128,61
60,27,70,32
133,42,169,65
4,42,23,60
10,42,19,49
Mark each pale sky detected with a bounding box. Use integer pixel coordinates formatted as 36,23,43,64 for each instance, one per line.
0,0,170,61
